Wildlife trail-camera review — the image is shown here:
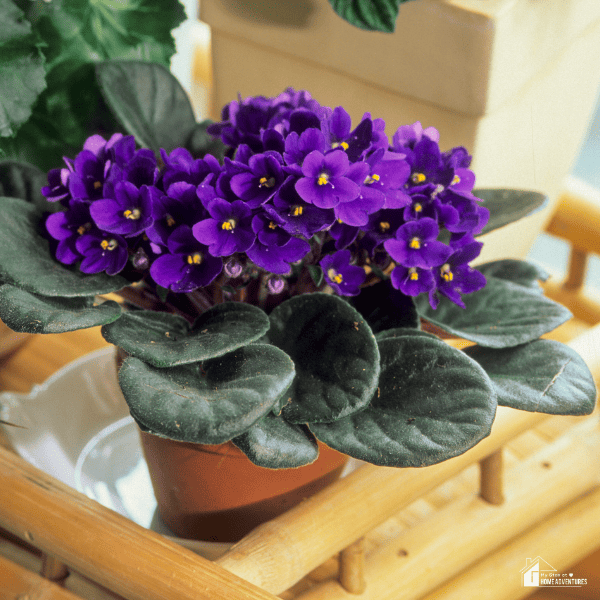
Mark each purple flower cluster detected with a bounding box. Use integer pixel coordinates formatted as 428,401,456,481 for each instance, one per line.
42,89,488,308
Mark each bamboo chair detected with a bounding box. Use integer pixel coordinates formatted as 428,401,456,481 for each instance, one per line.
1,176,600,600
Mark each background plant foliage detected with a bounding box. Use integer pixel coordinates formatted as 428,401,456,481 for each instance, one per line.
0,0,186,171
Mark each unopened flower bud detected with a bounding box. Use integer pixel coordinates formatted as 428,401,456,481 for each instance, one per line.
132,248,149,270
267,276,286,295
224,257,243,278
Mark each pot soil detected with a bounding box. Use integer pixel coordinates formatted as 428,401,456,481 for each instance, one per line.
140,431,349,542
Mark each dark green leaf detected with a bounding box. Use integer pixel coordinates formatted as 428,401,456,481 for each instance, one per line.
475,189,548,236
96,60,197,153
307,264,324,288
477,259,549,292
464,340,596,415
0,284,121,333
376,328,435,342
102,302,270,367
351,279,419,333
0,160,58,212
186,120,227,161
118,344,295,445
327,0,410,33
311,334,496,467
416,276,571,348
268,293,380,424
233,413,319,469
0,196,128,296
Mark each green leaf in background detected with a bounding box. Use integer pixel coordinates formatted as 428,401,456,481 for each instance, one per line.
351,279,419,333
102,302,270,367
0,196,128,296
0,0,46,138
310,334,496,467
119,344,296,445
186,120,227,161
375,328,437,342
477,259,549,293
475,189,548,236
268,293,380,424
96,60,197,153
465,340,596,415
416,276,571,348
327,0,411,33
0,160,59,212
233,413,319,469
0,284,121,333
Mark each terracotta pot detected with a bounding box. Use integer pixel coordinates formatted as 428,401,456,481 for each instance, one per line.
140,431,348,542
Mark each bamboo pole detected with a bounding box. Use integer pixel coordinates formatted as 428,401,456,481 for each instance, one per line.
41,553,70,584
479,449,505,505
216,322,600,595
293,410,600,600
338,537,366,594
0,447,279,600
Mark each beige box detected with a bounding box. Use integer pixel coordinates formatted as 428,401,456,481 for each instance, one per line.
200,0,600,261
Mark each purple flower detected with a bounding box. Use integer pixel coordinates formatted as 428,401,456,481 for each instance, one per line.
390,265,435,296
246,236,310,274
45,200,95,264
150,226,222,292
320,250,366,296
283,128,327,173
295,150,360,209
429,241,486,309
192,198,255,256
229,152,286,207
42,165,73,203
160,148,221,189
384,218,451,268
361,209,406,255
90,181,156,237
392,122,439,150
266,177,335,238
68,149,110,201
75,231,129,276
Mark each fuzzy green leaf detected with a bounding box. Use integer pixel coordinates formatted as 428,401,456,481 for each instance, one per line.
268,293,380,424
416,276,571,348
475,189,548,236
118,344,296,445
102,302,270,367
0,284,121,333
465,340,596,415
311,334,496,467
0,196,127,296
0,160,57,212
477,259,549,292
233,413,319,469
186,120,227,161
327,0,410,33
96,60,196,153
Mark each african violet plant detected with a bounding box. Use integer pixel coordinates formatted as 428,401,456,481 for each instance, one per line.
0,60,596,470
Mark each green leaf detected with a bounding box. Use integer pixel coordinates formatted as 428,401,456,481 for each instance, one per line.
96,60,197,153
102,302,271,367
477,259,549,292
351,279,419,333
464,340,596,415
0,283,121,333
376,328,436,342
0,196,128,296
233,413,319,469
475,189,548,236
0,26,46,137
118,344,296,445
416,276,571,348
186,120,227,161
0,160,57,212
310,334,496,467
307,264,324,288
268,293,380,424
327,0,410,33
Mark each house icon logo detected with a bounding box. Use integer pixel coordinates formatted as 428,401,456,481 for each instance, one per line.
521,557,557,587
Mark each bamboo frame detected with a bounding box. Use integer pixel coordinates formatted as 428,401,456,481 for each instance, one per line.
1,178,600,599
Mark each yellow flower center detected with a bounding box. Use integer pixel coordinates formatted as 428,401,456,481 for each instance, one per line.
268,221,278,230
451,174,461,185
187,253,203,265
327,268,343,284
409,268,419,281
379,221,391,232
93,181,102,190
317,172,330,186
441,264,454,281
332,141,349,150
123,208,141,220
291,205,304,217
411,172,426,184
77,222,92,235
409,237,421,250
414,203,423,213
166,215,176,227
259,176,276,188
364,173,381,185
100,239,118,251
221,219,237,231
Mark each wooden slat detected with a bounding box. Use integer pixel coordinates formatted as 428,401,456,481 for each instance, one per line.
0,446,279,600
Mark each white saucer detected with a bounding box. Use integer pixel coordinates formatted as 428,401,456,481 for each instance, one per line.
0,347,230,560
